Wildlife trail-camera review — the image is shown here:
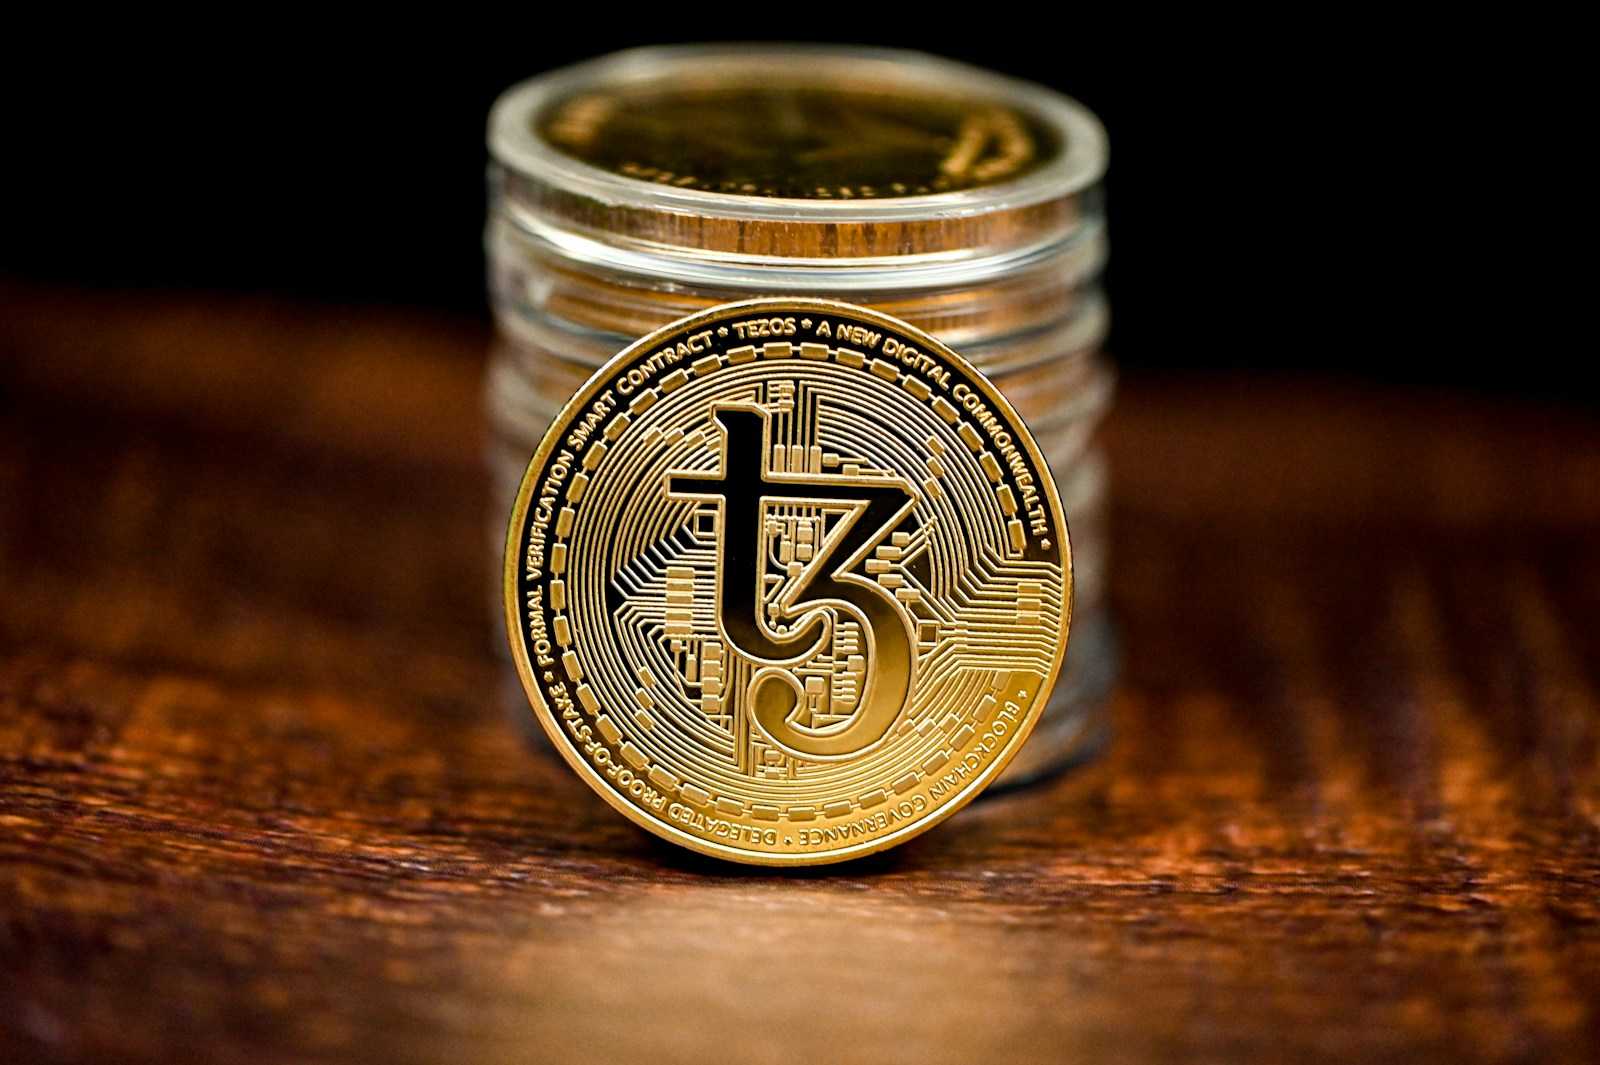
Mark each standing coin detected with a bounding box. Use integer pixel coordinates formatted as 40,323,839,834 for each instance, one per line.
505,299,1071,864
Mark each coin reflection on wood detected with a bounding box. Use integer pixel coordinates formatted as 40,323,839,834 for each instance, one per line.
505,301,1071,864
486,45,1115,792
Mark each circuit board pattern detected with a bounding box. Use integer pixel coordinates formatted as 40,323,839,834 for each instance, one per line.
507,301,1071,864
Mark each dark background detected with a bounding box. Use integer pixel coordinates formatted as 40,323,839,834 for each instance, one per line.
2,21,1467,389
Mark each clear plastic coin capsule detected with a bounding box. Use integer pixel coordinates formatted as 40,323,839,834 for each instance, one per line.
486,45,1115,785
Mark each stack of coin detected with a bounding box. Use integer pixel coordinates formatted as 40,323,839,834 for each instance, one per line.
486,46,1115,785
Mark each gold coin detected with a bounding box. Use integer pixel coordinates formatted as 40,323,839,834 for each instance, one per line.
539,82,1058,200
504,299,1072,864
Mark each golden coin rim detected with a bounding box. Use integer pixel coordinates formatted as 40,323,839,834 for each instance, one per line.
502,297,1073,865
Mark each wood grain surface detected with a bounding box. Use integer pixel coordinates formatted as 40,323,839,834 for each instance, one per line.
3,285,1599,1064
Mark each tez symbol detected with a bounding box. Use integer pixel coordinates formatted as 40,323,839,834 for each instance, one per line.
667,406,916,761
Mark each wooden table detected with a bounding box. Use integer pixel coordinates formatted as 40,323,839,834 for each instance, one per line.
4,286,1599,1064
